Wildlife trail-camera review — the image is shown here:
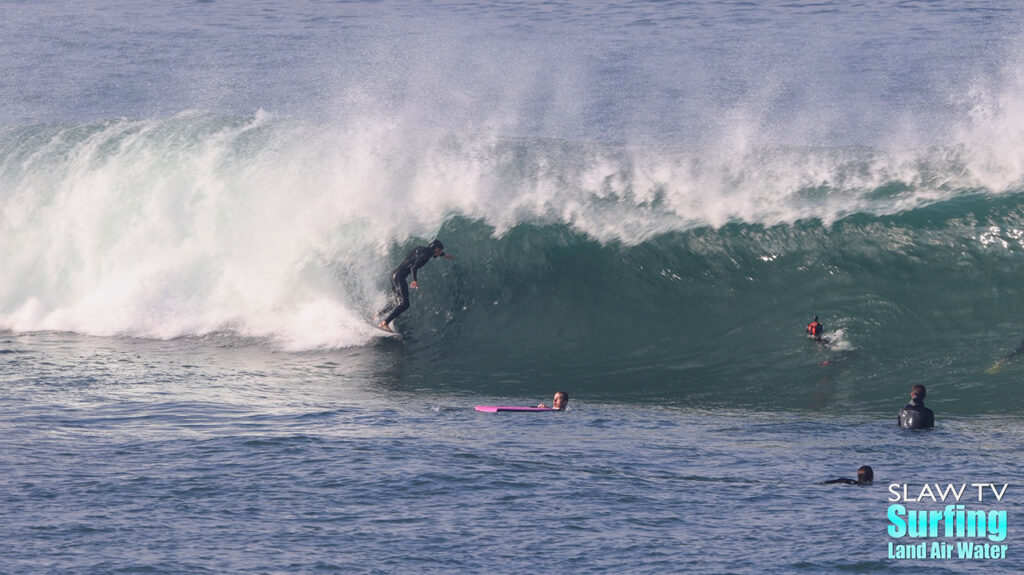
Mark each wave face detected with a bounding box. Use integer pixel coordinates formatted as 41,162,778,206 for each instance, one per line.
3,112,1024,413
5,1,1024,411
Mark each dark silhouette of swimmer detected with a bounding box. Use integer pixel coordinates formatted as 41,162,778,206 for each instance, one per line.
377,240,454,332
806,316,825,341
824,465,873,485
897,384,935,429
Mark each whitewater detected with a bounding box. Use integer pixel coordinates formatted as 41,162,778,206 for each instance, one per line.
3,1,1024,573
4,105,1024,351
4,0,1024,354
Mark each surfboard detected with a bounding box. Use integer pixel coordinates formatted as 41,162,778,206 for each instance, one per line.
475,406,558,412
372,324,402,339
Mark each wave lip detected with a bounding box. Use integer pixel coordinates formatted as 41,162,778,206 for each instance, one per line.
2,113,1024,355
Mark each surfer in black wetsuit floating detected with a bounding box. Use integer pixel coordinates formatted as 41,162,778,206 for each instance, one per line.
897,384,935,429
824,465,873,485
378,240,454,332
806,316,824,341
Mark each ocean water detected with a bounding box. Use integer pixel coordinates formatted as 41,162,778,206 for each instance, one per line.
3,1,1024,573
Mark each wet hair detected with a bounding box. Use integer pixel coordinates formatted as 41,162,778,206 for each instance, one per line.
910,385,926,400
428,239,444,252
857,465,874,483
555,391,569,403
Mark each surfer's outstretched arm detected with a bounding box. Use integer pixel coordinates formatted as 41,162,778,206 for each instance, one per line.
996,340,1024,366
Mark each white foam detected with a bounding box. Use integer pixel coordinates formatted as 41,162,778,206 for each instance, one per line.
3,81,1024,348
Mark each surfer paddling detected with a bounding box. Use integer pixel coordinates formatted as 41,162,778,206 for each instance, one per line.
377,239,454,332
823,465,874,485
987,340,1024,373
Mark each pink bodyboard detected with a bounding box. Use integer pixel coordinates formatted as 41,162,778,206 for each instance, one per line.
475,406,558,412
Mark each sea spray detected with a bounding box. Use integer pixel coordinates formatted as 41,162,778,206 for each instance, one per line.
3,112,1024,356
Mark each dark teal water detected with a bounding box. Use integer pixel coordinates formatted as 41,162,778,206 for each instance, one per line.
406,195,1024,414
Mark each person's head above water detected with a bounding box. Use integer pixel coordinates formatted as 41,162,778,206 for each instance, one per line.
539,391,569,410
910,384,926,403
552,391,569,410
428,239,445,256
857,465,874,484
898,384,935,429
824,464,874,485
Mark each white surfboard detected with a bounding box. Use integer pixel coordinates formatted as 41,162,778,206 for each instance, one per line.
372,323,402,339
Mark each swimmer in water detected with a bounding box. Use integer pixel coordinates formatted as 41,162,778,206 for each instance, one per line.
897,384,935,429
806,315,825,342
537,391,569,411
824,465,874,485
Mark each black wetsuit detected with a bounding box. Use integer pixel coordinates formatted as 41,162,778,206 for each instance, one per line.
824,478,863,485
380,245,444,324
898,400,935,429
1001,340,1024,363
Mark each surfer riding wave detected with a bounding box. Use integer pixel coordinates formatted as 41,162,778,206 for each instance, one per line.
377,240,454,332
